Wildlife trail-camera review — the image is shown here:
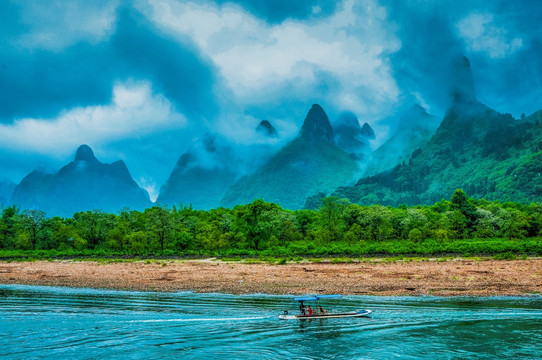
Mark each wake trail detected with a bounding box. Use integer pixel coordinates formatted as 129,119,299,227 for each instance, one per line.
129,316,269,323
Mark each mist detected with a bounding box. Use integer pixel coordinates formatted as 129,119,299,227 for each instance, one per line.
1,0,541,196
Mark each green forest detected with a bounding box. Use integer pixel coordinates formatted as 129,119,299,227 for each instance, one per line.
1,189,542,260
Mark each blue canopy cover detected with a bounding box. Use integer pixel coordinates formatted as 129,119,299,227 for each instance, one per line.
293,295,343,302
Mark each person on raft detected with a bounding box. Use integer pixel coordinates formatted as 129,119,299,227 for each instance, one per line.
306,306,314,315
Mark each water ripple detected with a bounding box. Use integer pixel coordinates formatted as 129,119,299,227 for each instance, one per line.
0,285,541,359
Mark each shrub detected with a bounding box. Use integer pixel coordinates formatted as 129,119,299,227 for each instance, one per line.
494,252,516,260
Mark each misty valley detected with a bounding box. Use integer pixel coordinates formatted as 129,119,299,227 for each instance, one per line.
1,56,542,258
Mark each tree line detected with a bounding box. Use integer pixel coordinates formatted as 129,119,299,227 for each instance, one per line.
1,190,542,257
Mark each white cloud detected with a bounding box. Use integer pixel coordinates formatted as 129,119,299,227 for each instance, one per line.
144,0,400,116
456,13,523,59
0,81,185,155
16,0,119,50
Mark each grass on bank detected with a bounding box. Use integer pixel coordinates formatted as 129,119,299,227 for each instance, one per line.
1,237,541,263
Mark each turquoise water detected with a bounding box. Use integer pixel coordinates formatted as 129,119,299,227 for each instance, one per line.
1,285,541,359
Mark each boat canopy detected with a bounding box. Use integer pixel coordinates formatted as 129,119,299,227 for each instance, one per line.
294,295,343,302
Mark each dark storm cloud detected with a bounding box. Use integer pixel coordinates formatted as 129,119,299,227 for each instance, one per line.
383,0,542,117
455,0,542,116
472,37,542,117
215,0,337,23
384,2,470,114
0,43,114,121
111,7,220,119
0,1,26,41
0,5,219,122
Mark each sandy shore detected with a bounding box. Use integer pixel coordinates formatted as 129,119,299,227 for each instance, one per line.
1,259,541,296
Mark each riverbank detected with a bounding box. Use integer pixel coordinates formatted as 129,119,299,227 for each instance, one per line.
1,259,541,296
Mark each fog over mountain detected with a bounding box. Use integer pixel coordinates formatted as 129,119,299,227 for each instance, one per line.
156,134,238,210
1,0,541,212
0,180,15,207
333,111,375,160
221,104,359,209
333,55,542,206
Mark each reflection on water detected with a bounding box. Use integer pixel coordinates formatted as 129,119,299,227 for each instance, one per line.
0,285,541,359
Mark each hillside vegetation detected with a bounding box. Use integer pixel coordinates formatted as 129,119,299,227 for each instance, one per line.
334,100,542,206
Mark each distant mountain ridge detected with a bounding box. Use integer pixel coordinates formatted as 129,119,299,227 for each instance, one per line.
221,104,360,209
11,145,151,217
6,56,542,213
156,135,237,210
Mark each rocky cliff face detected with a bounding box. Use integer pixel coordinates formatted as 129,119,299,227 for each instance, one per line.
11,145,151,216
300,104,334,143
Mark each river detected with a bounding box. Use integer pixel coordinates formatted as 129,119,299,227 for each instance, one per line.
1,285,541,359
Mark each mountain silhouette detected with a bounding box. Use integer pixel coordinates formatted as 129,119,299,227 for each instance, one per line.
11,145,151,216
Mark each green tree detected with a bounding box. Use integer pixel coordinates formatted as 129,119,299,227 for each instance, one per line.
496,207,529,239
344,223,363,245
18,210,46,249
74,210,114,249
145,206,174,251
357,205,393,242
41,217,66,250
195,222,222,250
51,219,79,250
295,209,316,236
0,218,7,248
408,228,423,242
473,208,498,238
526,203,542,236
451,189,477,234
400,208,428,239
279,218,302,245
445,210,468,239
126,231,148,254
319,197,348,241
0,205,19,248
233,200,280,250
342,204,364,228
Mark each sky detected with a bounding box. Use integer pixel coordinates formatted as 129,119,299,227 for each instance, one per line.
1,0,541,200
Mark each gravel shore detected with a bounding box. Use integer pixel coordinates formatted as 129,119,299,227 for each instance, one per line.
1,259,541,296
